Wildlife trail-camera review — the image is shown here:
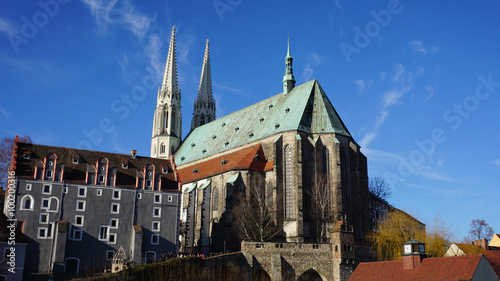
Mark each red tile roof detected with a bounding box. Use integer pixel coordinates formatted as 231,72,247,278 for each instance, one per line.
12,141,179,190
484,251,500,278
350,254,485,281
177,144,268,184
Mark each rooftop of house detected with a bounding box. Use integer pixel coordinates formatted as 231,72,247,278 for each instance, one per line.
484,251,500,279
176,143,272,185
451,242,487,255
490,234,500,247
175,79,353,166
12,141,179,191
350,254,486,281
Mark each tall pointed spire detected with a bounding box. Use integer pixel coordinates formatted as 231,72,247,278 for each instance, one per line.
161,26,179,95
191,39,216,131
151,26,182,158
283,36,296,95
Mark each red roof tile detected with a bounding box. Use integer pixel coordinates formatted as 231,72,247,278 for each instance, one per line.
350,255,484,281
177,144,268,184
484,251,500,278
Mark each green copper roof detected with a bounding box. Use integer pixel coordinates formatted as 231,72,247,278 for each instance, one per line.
175,79,352,166
199,180,211,190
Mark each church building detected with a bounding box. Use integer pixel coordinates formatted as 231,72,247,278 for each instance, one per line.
152,27,371,255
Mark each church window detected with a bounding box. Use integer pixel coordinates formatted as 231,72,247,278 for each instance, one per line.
201,114,206,125
213,188,219,210
323,148,330,182
160,143,166,154
340,150,350,218
165,112,169,129
284,145,293,219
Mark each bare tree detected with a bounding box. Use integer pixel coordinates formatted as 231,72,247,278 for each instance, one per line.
368,177,392,231
369,177,392,201
0,136,32,188
232,184,281,242
465,219,494,242
309,175,335,243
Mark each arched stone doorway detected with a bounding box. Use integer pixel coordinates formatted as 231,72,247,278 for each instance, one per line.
297,269,323,281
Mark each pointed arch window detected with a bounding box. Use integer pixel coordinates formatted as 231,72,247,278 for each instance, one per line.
284,145,293,219
212,187,219,211
340,150,350,218
323,148,330,183
160,143,166,154
201,114,206,126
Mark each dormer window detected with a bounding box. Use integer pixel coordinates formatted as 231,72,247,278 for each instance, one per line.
222,122,226,127
260,117,264,123
46,170,53,178
221,160,228,166
202,149,207,154
268,104,273,109
275,123,280,129
285,107,290,113
193,168,199,174
225,141,229,146
98,175,105,183
249,132,254,138
162,168,168,174
73,158,79,164
255,154,261,162
191,143,196,148
181,156,185,161
212,135,217,140
122,163,128,169
235,127,239,132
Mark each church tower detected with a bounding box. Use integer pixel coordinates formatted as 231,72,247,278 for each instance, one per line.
151,26,182,158
282,38,296,95
191,39,216,131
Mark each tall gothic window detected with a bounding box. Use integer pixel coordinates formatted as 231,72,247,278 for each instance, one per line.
284,145,293,219
212,187,218,210
201,114,206,126
323,148,330,183
340,150,350,218
160,143,166,154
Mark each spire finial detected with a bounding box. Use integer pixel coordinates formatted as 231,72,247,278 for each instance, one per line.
283,34,295,95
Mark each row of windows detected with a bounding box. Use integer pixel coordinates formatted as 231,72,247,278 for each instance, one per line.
25,183,124,200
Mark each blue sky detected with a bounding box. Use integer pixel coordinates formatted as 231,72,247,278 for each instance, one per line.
1,0,499,241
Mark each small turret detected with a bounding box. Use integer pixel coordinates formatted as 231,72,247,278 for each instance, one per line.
282,37,296,95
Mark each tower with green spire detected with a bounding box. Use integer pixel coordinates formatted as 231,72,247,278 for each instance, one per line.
283,37,296,95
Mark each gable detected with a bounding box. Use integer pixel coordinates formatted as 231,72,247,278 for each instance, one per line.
175,79,351,166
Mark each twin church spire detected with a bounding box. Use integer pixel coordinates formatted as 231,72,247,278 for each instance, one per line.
151,27,295,158
151,26,215,158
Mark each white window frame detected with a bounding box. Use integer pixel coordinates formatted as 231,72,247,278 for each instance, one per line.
153,207,161,218
46,170,53,179
20,195,34,211
77,187,87,198
168,195,173,202
38,227,48,239
152,221,160,232
98,225,109,241
110,218,119,229
96,189,102,196
137,193,142,199
63,186,68,194
108,233,117,244
151,234,159,245
106,250,115,260
74,215,84,226
111,203,120,214
41,198,50,210
154,194,161,204
47,222,55,239
73,229,82,241
76,200,86,212
26,183,32,191
98,175,105,183
42,184,52,195
112,190,121,200
146,180,152,188
39,213,49,224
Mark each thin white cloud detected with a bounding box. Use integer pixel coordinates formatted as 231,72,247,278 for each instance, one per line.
409,40,439,56
0,17,17,35
0,107,9,118
354,78,373,93
80,0,153,40
300,63,314,82
492,158,500,165
423,84,434,103
145,34,163,80
360,64,418,147
177,34,196,64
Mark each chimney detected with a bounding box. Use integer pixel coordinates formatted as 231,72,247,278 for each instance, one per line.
131,150,137,159
474,238,488,249
402,240,427,270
